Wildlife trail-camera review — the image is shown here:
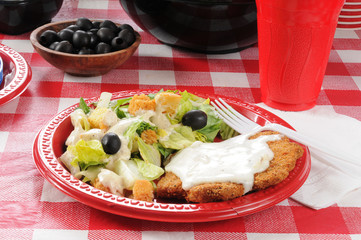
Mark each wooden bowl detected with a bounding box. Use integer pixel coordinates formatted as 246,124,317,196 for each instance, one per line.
30,19,141,77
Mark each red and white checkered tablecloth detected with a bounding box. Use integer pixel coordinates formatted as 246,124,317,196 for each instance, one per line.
1,0,361,239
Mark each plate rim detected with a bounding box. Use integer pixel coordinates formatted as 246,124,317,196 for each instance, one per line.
0,44,32,107
32,89,311,222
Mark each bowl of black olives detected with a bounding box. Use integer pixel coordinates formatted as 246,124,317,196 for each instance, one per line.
30,18,141,77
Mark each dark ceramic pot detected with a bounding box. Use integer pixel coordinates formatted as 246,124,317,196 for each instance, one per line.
0,0,64,35
119,0,257,53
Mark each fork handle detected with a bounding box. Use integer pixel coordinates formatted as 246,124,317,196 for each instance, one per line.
258,123,361,178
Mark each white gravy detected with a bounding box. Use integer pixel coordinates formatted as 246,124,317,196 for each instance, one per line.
165,133,281,194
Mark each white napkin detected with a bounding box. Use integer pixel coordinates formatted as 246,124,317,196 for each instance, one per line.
256,104,361,209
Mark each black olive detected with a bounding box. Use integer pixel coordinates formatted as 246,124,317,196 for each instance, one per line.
97,27,115,43
58,28,74,42
111,37,128,51
101,132,121,154
95,42,111,54
40,18,137,55
66,24,80,32
54,40,74,53
92,21,102,29
39,30,59,47
76,17,93,31
88,28,98,35
182,110,208,130
78,48,95,55
99,20,118,32
87,32,99,49
118,29,135,46
49,41,59,50
119,24,135,34
72,30,91,49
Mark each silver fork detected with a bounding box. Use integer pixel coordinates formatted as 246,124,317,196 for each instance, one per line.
211,98,361,178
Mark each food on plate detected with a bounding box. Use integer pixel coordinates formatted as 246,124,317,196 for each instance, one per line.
59,90,227,202
59,90,304,203
132,179,155,202
39,17,137,54
157,131,304,203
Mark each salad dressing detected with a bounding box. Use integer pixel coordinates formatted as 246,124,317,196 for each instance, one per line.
165,133,281,194
66,109,88,146
97,169,124,195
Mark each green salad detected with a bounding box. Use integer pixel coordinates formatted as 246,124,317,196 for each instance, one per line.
59,89,235,200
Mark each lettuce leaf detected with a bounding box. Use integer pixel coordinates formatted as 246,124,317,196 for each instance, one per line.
156,143,175,159
219,121,237,140
123,119,142,151
147,89,164,99
136,137,161,167
159,126,196,150
78,97,91,114
196,103,222,142
97,92,112,108
112,97,132,109
76,165,103,183
114,159,144,190
133,158,164,181
136,121,156,136
68,139,107,170
172,90,222,142
114,106,130,119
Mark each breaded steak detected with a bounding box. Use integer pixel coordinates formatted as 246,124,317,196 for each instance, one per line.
156,131,304,203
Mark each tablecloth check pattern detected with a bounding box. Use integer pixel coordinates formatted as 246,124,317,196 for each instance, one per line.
1,0,361,239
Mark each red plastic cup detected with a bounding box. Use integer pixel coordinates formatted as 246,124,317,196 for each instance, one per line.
256,0,345,111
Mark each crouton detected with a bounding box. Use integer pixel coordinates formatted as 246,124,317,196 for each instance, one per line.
93,177,111,193
128,94,156,116
132,179,154,202
141,129,158,145
88,107,118,130
155,92,182,116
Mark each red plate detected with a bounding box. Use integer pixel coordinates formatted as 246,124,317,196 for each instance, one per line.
33,89,311,222
0,44,32,106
